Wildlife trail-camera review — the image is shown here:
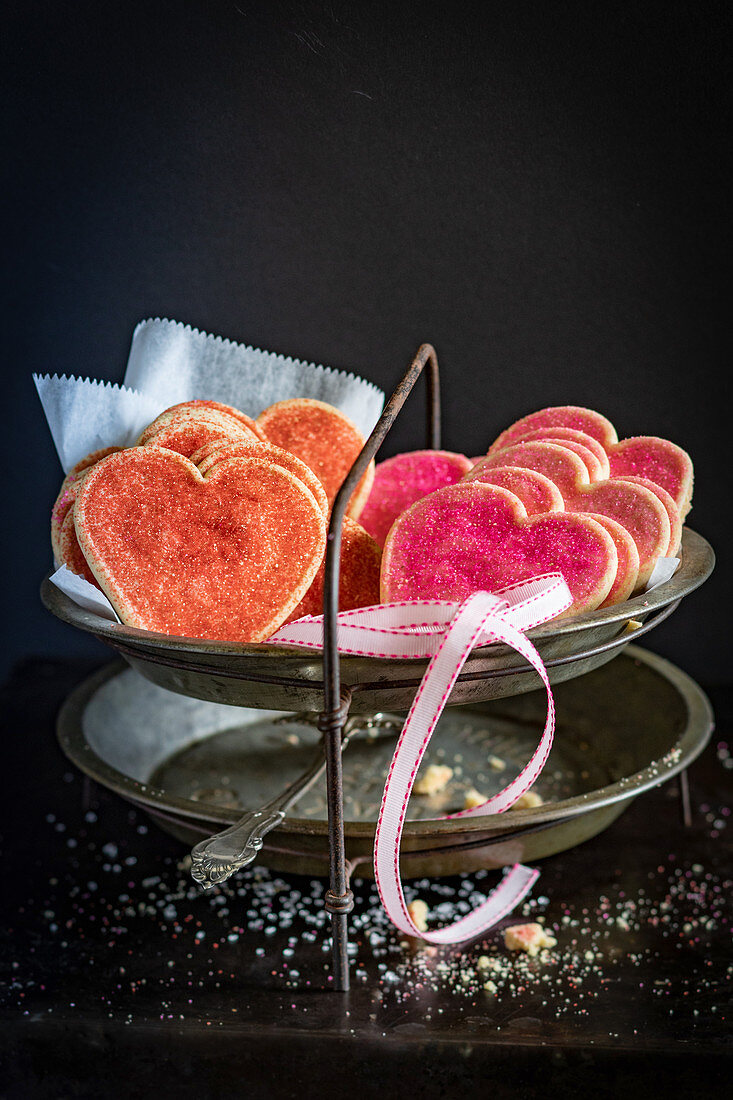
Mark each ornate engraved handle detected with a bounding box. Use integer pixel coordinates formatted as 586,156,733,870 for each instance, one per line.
190,807,287,888
190,744,326,889
190,713,403,889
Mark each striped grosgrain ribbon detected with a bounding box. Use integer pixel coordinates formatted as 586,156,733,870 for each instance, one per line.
270,573,572,944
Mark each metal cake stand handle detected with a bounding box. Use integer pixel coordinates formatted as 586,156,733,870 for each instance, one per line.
190,713,403,889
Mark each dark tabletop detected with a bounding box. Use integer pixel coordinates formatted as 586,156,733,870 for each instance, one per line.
0,657,730,1099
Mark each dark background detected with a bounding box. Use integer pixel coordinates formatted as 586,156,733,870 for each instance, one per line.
2,0,730,684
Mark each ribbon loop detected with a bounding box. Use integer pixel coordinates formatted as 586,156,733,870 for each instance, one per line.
269,574,572,944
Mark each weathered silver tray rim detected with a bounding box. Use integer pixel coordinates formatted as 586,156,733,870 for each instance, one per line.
42,529,714,669
57,645,714,841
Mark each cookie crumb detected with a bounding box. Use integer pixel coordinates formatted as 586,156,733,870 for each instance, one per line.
513,789,544,809
503,922,557,957
407,899,429,933
414,764,453,796
463,788,486,810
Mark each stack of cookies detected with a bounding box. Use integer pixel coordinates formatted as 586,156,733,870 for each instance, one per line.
51,400,693,640
51,398,381,642
363,405,692,616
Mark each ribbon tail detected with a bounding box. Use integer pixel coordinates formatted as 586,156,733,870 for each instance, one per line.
373,592,546,943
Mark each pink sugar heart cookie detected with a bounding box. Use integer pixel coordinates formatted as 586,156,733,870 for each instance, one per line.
285,518,381,622
612,475,682,555
381,483,618,615
256,398,374,519
75,448,327,642
192,439,329,518
479,441,670,588
493,436,605,481
51,447,122,566
137,405,260,458
468,464,638,604
358,450,473,547
492,410,693,517
167,400,268,442
607,436,693,517
576,513,639,606
490,406,618,454
463,464,564,515
503,427,611,479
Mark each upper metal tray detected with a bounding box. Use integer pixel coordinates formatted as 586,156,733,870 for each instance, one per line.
41,528,714,713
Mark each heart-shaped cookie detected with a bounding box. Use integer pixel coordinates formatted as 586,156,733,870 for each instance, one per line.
167,400,269,442
285,517,381,622
607,436,693,516
381,482,618,615
490,408,693,516
256,398,374,519
359,450,473,547
475,441,670,587
74,448,327,642
464,464,564,515
490,406,618,453
501,427,611,478
191,439,329,518
464,464,639,605
137,405,260,458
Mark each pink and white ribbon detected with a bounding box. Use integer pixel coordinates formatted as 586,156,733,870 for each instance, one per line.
270,573,571,944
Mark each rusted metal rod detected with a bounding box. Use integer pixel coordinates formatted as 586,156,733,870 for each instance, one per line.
320,344,441,990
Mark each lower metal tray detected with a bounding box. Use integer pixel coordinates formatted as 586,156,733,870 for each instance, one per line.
57,645,713,879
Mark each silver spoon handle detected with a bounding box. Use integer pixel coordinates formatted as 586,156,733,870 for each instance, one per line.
190,744,327,889
189,713,403,890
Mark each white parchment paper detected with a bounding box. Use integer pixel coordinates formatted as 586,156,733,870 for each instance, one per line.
124,319,384,434
33,376,163,474
35,318,385,473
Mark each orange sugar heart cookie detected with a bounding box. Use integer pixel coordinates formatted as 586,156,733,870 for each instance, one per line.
58,509,99,587
74,448,327,642
136,405,260,458
192,439,329,519
358,450,474,547
477,441,670,588
463,464,564,515
166,400,268,442
285,518,382,622
256,398,374,519
490,406,618,454
381,482,618,615
51,447,122,566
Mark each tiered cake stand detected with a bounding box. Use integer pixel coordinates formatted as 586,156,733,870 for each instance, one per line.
42,346,715,990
